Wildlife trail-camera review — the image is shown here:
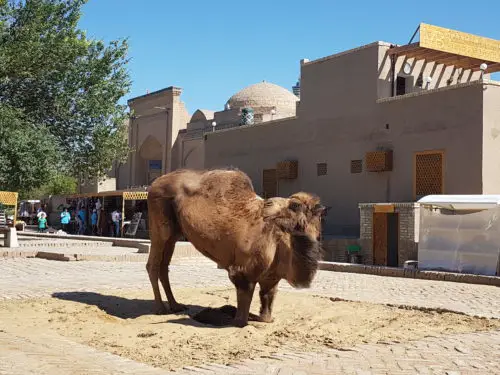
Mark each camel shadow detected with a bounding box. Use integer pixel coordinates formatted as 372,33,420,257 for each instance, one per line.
51,291,260,327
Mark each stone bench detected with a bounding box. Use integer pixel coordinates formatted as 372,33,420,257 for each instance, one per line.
0,227,19,248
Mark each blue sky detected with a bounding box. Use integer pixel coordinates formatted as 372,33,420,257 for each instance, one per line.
79,0,500,114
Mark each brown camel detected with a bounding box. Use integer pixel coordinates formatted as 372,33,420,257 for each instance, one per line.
146,168,326,327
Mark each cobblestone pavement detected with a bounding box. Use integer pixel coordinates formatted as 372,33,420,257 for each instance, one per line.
0,257,499,374
1,258,499,318
2,235,110,247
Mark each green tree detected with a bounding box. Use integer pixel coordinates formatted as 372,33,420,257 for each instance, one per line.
0,0,131,187
28,173,77,198
0,104,61,197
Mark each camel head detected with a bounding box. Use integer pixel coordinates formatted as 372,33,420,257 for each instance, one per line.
288,192,328,241
262,192,326,289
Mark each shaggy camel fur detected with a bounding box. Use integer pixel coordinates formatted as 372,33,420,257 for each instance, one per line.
146,168,325,327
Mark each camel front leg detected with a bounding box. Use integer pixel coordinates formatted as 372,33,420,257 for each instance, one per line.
228,268,256,327
258,278,280,323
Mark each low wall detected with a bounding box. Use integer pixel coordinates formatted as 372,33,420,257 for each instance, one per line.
16,233,203,259
319,262,500,287
322,238,359,262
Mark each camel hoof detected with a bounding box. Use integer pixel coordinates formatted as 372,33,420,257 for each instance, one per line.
232,318,248,328
169,303,187,313
258,315,274,323
154,303,168,315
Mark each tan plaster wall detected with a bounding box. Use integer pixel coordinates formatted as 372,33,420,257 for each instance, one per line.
205,48,485,235
482,83,500,194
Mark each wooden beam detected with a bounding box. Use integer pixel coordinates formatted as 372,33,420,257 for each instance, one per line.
387,42,420,56
400,47,434,60
471,62,500,72
453,58,487,71
405,49,453,62
487,63,500,73
433,55,471,66
422,51,456,62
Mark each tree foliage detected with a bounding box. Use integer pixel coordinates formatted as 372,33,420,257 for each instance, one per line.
28,173,77,198
0,104,61,196
0,0,131,193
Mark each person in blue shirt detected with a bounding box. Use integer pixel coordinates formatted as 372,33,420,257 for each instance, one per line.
60,208,71,233
91,209,98,235
38,213,48,233
78,208,86,235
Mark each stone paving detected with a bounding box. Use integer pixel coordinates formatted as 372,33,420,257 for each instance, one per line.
1,258,499,319
0,248,500,374
1,235,111,248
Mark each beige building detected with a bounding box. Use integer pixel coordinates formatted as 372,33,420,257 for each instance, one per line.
115,23,500,237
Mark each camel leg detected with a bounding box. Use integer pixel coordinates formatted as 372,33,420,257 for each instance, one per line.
229,269,256,327
147,196,183,315
146,237,168,314
258,279,280,323
158,237,186,313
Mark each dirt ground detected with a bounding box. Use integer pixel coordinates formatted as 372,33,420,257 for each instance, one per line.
1,287,499,371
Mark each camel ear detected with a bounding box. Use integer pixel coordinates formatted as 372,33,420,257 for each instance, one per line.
312,204,328,217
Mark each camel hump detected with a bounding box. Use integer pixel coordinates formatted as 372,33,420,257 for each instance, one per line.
149,168,256,200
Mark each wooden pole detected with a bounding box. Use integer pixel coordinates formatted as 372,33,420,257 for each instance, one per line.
121,196,125,237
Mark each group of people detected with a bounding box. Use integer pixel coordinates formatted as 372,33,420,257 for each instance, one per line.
59,206,122,237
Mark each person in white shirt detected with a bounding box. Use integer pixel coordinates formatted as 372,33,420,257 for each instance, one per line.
111,209,121,237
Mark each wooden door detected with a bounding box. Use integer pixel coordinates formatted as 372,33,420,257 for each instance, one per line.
387,213,399,267
262,169,277,198
373,213,388,266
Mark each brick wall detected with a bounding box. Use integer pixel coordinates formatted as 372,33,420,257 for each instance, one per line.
322,238,359,262
358,203,418,267
396,205,418,266
359,205,374,264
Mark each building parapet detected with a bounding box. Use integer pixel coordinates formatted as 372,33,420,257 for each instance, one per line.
302,41,392,67
206,116,298,137
377,79,500,104
127,86,182,105
358,202,420,209
181,115,299,139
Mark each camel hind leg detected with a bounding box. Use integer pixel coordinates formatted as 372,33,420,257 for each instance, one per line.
159,236,186,313
146,235,168,314
146,198,182,314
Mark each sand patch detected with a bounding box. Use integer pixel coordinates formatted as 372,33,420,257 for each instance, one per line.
0,287,498,371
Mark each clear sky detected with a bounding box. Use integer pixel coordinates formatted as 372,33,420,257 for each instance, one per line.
79,0,500,114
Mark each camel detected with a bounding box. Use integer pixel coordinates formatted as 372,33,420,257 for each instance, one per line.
146,168,326,327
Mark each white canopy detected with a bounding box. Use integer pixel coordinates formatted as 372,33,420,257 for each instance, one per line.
418,195,500,211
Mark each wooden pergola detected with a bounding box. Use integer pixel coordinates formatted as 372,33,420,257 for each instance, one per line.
0,191,18,226
65,189,148,237
388,23,500,74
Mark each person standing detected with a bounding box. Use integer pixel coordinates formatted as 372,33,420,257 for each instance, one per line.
91,209,98,235
77,207,86,235
111,209,121,237
60,208,71,233
38,213,48,233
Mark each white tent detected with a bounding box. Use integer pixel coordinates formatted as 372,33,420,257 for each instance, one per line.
417,195,500,276
418,195,500,210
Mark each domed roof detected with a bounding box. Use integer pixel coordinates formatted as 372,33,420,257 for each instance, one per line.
227,81,298,114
